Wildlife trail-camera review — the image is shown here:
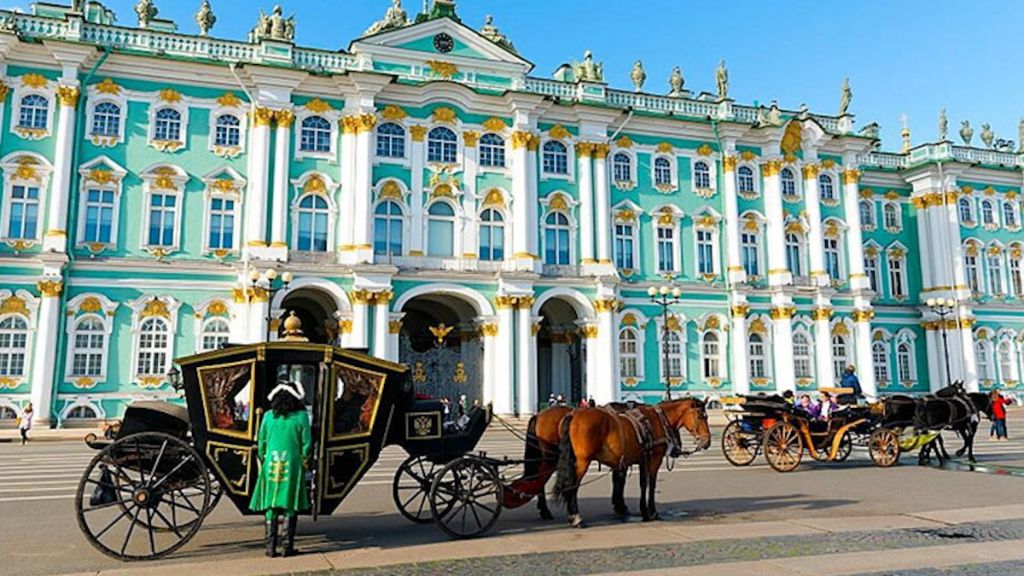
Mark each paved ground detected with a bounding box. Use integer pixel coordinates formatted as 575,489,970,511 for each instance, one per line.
2,419,1023,576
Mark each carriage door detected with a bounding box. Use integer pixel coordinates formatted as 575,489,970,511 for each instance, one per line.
313,359,389,516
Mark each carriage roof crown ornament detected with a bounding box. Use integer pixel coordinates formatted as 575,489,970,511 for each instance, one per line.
281,310,308,342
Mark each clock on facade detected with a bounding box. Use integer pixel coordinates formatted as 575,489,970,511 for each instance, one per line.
433,33,454,53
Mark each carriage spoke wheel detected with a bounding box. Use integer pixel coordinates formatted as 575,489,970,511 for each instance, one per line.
429,457,502,539
834,433,853,463
75,432,211,561
869,428,901,468
393,455,444,524
721,420,760,466
764,422,803,472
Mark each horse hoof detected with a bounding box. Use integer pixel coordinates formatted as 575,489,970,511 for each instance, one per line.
614,507,630,517
539,510,554,521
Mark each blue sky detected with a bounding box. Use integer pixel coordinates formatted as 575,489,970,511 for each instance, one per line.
9,1,1024,150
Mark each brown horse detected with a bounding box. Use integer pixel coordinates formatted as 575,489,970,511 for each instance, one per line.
552,398,711,527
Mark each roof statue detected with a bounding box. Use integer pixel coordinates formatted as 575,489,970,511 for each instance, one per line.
195,1,216,36
859,122,880,140
668,66,684,97
798,102,809,120
1019,118,1024,152
364,0,408,36
980,123,994,149
838,77,852,116
938,108,947,141
960,120,973,145
71,0,85,12
715,60,728,99
572,50,604,83
630,60,646,92
135,0,157,28
479,14,516,53
768,100,783,126
250,5,295,42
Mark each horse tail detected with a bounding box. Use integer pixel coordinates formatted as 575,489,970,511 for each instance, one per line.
913,399,927,433
552,413,576,503
523,415,542,479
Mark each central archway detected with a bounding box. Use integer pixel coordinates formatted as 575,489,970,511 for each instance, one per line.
536,297,584,407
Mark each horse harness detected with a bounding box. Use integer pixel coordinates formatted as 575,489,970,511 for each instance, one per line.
601,405,682,464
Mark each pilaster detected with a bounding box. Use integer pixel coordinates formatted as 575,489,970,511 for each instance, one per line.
592,299,618,403
477,317,498,408
802,163,828,286
493,304,515,414
42,84,80,252
462,130,480,264
517,304,538,414
593,144,612,266
841,167,868,290
722,154,746,284
30,276,63,425
762,159,790,287
812,305,835,389
244,107,274,258
770,301,796,394
409,125,426,256
268,108,294,261
576,142,595,265
509,129,538,270
852,307,877,397
729,299,750,395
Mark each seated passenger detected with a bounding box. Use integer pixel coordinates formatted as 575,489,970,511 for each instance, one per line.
796,394,819,418
782,390,795,405
817,391,837,421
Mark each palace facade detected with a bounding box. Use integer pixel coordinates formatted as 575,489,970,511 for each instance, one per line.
1,0,1023,425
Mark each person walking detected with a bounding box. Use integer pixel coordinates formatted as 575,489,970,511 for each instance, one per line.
250,380,311,558
17,403,33,445
990,389,1012,441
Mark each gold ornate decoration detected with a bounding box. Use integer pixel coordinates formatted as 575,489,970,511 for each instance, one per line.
95,78,121,95
548,124,571,140
547,193,569,212
432,106,457,124
575,142,594,157
37,280,63,298
889,246,906,259
781,121,802,157
860,188,877,200
410,125,427,142
5,239,34,251
864,245,879,258
57,86,81,108
749,318,767,335
304,97,333,113
216,92,242,107
510,130,534,149
770,306,797,320
432,183,454,199
86,168,120,185
381,105,407,121
158,88,182,103
740,150,757,161
616,135,634,148
823,221,841,239
425,59,459,79
820,158,836,169
206,300,228,316
22,73,48,89
412,362,427,383
910,196,927,209
14,157,40,182
581,325,599,339
210,178,240,195
482,188,504,209
531,322,541,337
983,186,996,196
743,216,760,232
801,164,819,179
0,295,28,316
0,83,8,103
615,208,636,222
621,313,637,326
842,169,862,184
964,243,980,257
885,190,900,200
784,221,805,235
429,323,455,344
479,323,498,337
723,155,737,172
762,160,782,177
151,166,178,190
71,377,96,390
453,361,468,384
704,315,721,330
811,307,833,321
851,309,875,323
482,116,507,132
594,298,619,313
696,143,714,156
252,107,275,127
378,180,404,202
655,141,673,154
79,297,103,314
462,130,479,147
592,143,609,158
137,376,164,389
140,298,170,318
151,139,183,153
304,175,327,194
388,320,403,334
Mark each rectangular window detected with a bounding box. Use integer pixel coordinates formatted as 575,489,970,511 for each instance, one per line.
7,185,40,240
741,233,759,277
147,194,177,247
614,224,634,270
208,197,235,250
865,256,879,292
824,238,841,279
657,227,675,273
697,230,715,275
83,189,115,244
888,257,905,298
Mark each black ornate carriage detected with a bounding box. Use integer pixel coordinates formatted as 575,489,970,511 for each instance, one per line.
74,341,497,561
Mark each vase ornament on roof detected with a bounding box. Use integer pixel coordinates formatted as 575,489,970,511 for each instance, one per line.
960,120,973,146
667,66,684,97
572,50,604,83
364,0,408,36
980,123,994,149
630,60,646,92
251,5,295,42
195,1,216,36
135,0,158,28
479,15,516,53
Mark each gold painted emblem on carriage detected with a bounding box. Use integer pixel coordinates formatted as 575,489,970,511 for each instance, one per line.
412,362,426,383
453,361,468,384
413,416,433,436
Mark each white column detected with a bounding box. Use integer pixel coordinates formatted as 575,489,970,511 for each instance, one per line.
960,318,979,392
509,130,534,266
803,164,827,286
842,168,868,290
372,293,390,359
462,132,479,261
526,138,540,262
853,311,877,397
338,123,357,254
813,308,835,390
42,86,79,252
409,127,426,256
269,110,293,259
772,309,796,394
722,156,745,284
385,313,403,363
926,200,951,290
493,306,515,414
248,297,269,343
584,322,602,403
592,307,618,404
352,115,376,263
762,161,790,286
244,108,273,256
349,293,370,350
230,300,248,343
576,144,595,264
478,318,498,408
925,324,941,392
914,199,934,291
594,145,612,265
516,305,537,415
729,304,750,395
30,279,62,424
943,199,968,297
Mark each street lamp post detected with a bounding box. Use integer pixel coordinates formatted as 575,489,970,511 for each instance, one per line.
926,297,956,386
248,268,293,342
648,284,682,400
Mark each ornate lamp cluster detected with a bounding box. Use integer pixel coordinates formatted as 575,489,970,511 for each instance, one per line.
648,284,682,400
248,268,293,342
925,297,957,386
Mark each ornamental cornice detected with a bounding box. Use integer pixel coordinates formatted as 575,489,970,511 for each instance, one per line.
56,85,81,108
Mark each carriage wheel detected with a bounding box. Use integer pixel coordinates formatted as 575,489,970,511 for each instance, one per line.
429,457,502,539
834,433,853,463
763,422,803,472
721,421,760,466
869,428,901,468
393,455,444,524
75,432,211,561
151,473,222,532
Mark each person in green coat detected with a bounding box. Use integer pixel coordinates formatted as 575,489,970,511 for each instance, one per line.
250,379,311,557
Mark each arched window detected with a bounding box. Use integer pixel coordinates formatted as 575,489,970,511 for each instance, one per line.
613,222,635,270
214,114,241,147
653,157,673,187
612,153,632,182
478,133,505,167
981,199,996,226
67,405,98,420
543,211,571,265
18,94,48,129
426,201,455,257
958,197,974,223
296,194,330,252
872,341,890,385
737,166,755,194
832,334,848,380
478,208,504,261
0,316,28,377
693,160,711,189
376,122,406,158
427,127,458,163
888,251,906,298
300,116,332,153
154,108,182,142
199,318,230,352
70,316,106,378
91,102,121,137
965,244,981,293
619,328,639,379
0,405,16,420
373,201,403,257
542,141,568,174
793,332,813,379
860,200,875,229
818,174,835,201
748,333,767,379
883,203,900,230
823,236,842,280
741,229,760,277
1003,201,1018,228
136,317,170,377
998,341,1015,384
897,342,914,384
662,330,683,380
1010,247,1024,296
780,167,797,198
987,252,1004,295
701,331,720,379
7,183,40,240
785,233,803,277
976,340,993,382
